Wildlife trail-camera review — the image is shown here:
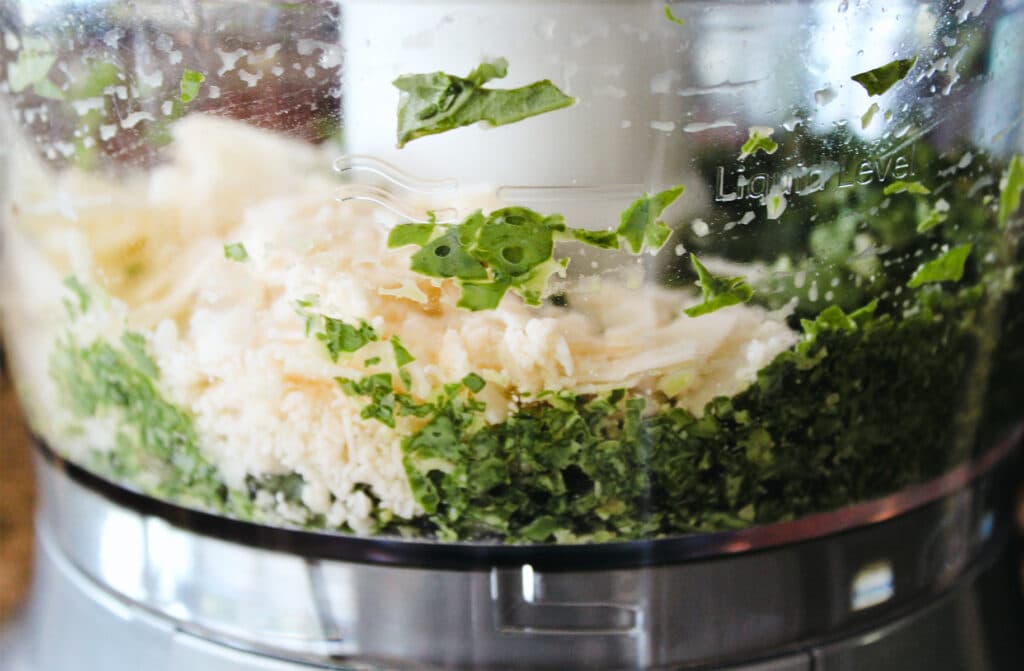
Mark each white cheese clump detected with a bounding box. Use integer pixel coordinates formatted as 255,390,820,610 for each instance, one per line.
1,115,797,532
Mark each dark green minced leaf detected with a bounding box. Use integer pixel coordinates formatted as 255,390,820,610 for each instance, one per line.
462,372,486,393
883,180,930,196
364,356,382,367
616,186,685,254
664,4,685,25
388,223,436,248
907,244,972,288
393,58,574,147
180,69,206,103
998,154,1024,228
223,242,249,261
684,254,754,317
63,276,91,314
391,335,415,367
317,317,379,361
739,127,778,160
377,279,988,542
851,56,917,96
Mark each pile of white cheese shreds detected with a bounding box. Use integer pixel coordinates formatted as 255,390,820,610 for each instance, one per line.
1,116,797,532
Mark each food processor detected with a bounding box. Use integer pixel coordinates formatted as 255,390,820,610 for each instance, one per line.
1,1,1023,669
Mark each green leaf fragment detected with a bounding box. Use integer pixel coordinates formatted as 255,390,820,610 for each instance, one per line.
917,207,947,233
998,154,1024,228
391,336,415,367
851,56,917,96
317,318,379,361
388,223,436,248
364,356,382,367
223,242,249,261
457,280,510,311
570,228,620,248
519,515,560,542
7,37,64,99
179,69,205,103
684,254,754,317
62,276,91,314
860,102,880,129
462,373,486,393
393,58,574,147
883,180,930,195
664,5,685,25
907,244,972,288
739,126,778,160
616,186,685,254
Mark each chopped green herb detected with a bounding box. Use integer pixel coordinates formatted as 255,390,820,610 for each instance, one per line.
616,186,685,254
907,244,972,288
50,333,224,506
388,222,437,248
7,37,64,100
120,332,159,379
391,336,415,367
317,317,379,361
179,69,206,104
62,276,91,314
391,191,684,311
684,254,754,317
883,180,930,196
917,207,948,233
664,4,685,25
393,58,574,147
364,356,382,367
860,102,880,129
851,56,917,96
998,154,1024,229
739,126,778,160
223,242,249,262
462,373,486,393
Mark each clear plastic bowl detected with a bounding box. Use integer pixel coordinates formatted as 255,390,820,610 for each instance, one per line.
1,0,1022,545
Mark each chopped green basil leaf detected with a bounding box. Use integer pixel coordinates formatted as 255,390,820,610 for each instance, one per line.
393,58,574,147
223,242,249,261
883,180,930,195
180,69,205,103
684,254,754,317
616,186,685,254
998,154,1024,229
62,276,91,314
462,373,486,393
364,356,382,367
570,228,620,249
457,280,510,311
739,126,778,160
388,223,436,248
851,56,917,96
907,244,972,288
7,37,63,100
917,207,947,233
391,335,415,367
317,317,379,361
664,5,685,25
860,102,880,129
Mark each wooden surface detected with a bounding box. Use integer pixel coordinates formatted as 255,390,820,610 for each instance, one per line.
0,372,34,625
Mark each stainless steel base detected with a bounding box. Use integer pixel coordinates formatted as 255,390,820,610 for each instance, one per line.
12,443,1024,670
